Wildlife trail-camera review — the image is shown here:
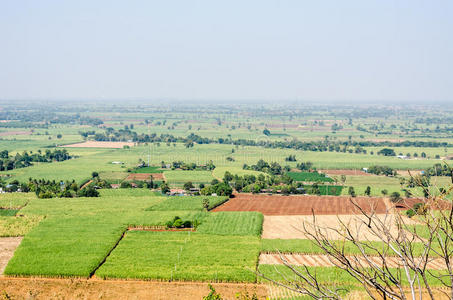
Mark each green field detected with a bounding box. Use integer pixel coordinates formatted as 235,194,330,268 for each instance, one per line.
131,166,163,173
197,212,263,236
4,189,263,281
96,231,260,282
163,170,214,184
5,216,126,277
146,196,228,211
287,172,334,182
1,102,453,295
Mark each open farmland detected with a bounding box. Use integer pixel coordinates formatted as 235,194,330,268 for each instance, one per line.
62,141,135,148
3,189,264,284
0,102,453,299
163,170,214,184
213,193,387,215
96,231,260,282
287,172,334,182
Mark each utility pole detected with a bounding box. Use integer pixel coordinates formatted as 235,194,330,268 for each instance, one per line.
147,123,150,167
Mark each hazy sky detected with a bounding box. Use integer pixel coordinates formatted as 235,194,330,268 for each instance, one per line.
1,1,452,103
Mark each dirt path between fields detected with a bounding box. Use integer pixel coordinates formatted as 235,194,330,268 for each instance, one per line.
0,237,22,274
0,277,267,300
80,180,93,190
259,253,446,270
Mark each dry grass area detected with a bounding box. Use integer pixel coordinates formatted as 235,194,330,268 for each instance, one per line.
259,253,446,270
0,237,22,274
62,141,135,148
262,214,419,241
0,278,267,300
396,170,424,177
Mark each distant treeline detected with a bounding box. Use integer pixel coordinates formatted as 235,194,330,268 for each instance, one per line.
0,149,72,171
81,128,453,152
0,111,103,127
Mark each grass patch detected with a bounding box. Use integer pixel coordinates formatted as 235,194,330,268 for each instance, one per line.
258,265,447,287
146,196,228,211
131,166,163,173
96,231,260,282
4,216,127,277
261,239,434,257
163,170,214,184
0,209,18,216
197,212,263,236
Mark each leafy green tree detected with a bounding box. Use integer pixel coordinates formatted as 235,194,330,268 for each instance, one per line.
202,198,210,211
223,171,233,183
390,192,402,203
160,182,170,194
183,181,194,191
364,186,371,196
348,186,356,197
377,148,396,156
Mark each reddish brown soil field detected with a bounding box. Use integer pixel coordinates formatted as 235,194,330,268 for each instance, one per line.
0,131,31,136
213,193,387,215
0,278,266,300
62,141,135,148
320,169,371,176
126,173,164,181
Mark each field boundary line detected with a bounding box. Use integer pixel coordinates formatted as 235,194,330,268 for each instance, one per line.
89,228,127,278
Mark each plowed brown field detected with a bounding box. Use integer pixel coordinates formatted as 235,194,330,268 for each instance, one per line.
213,193,387,215
0,278,266,300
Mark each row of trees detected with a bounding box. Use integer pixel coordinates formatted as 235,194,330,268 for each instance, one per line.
158,160,215,171
0,149,72,171
81,128,453,153
243,159,285,175
2,178,99,198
